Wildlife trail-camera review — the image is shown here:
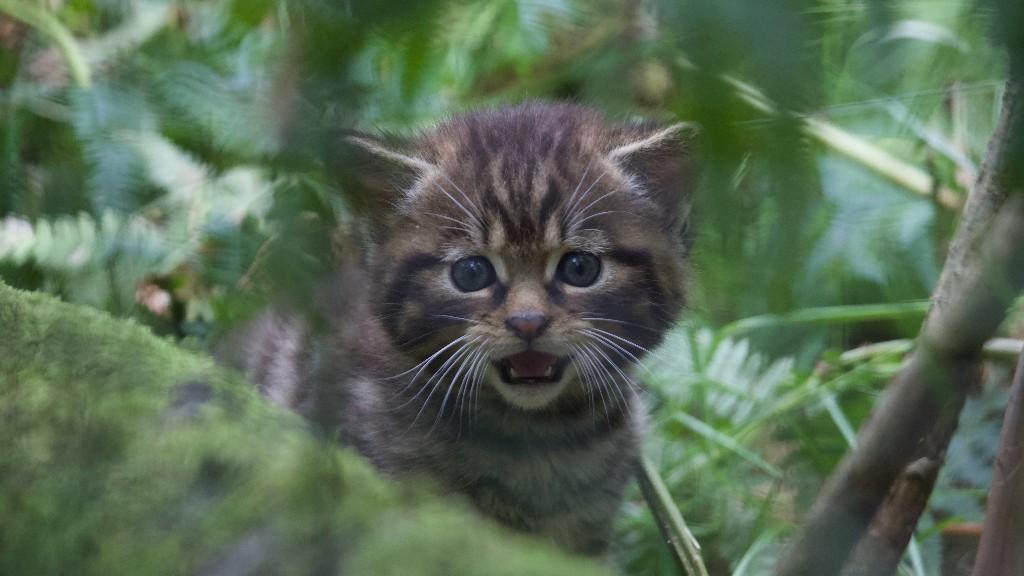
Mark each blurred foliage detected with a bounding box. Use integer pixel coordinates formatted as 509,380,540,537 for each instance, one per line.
0,0,1019,574
0,282,609,576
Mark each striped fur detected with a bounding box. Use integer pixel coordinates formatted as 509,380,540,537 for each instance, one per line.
235,103,694,555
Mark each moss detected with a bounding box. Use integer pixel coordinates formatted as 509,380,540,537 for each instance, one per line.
0,283,608,575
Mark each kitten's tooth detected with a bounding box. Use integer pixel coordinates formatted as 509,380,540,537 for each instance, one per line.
544,366,554,378
509,367,520,379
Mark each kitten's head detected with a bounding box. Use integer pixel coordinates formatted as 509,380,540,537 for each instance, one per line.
343,103,694,411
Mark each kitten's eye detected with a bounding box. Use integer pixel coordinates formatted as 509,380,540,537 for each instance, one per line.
557,252,602,287
451,256,497,292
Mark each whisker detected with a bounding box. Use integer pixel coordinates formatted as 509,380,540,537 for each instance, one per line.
562,157,595,215
571,210,618,229
582,330,656,381
581,329,644,364
582,341,631,407
471,349,494,426
405,336,481,418
564,169,607,226
428,180,484,233
430,314,482,325
580,316,663,335
383,334,470,382
571,344,611,421
583,326,652,353
454,344,491,433
435,171,487,227
432,341,484,430
423,212,477,236
569,188,618,228
585,332,638,399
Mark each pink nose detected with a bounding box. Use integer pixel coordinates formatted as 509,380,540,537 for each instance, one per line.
505,313,550,340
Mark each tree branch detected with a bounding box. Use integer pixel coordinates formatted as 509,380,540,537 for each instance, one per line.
970,352,1024,576
775,77,1024,576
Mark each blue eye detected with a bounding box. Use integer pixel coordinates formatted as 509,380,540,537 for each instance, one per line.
557,252,601,287
451,256,497,292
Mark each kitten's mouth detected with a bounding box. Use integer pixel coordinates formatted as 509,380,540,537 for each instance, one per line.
496,351,568,385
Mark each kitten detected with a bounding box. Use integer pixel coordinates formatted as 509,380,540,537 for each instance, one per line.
234,102,694,555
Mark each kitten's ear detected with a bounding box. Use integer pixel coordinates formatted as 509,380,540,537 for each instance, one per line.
606,121,699,233
326,130,432,218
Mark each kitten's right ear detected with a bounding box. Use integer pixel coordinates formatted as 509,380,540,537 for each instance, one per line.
326,130,432,218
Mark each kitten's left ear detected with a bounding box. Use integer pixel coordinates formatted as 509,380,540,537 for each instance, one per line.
325,129,432,220
607,121,699,233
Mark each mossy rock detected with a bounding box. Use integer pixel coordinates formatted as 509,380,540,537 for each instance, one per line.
0,283,608,575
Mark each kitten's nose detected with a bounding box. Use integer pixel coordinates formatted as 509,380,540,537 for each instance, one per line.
505,313,550,341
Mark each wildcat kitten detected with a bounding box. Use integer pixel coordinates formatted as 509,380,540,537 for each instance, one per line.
234,102,694,555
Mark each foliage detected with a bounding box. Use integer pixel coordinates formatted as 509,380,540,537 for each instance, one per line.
0,282,609,575
0,0,1018,574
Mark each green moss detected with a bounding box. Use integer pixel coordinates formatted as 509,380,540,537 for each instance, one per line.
0,284,608,575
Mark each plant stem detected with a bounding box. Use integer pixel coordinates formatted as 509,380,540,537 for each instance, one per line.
719,301,930,340
0,0,90,87
637,455,709,576
715,68,963,210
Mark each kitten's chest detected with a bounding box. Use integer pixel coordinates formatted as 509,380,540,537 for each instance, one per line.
445,416,639,536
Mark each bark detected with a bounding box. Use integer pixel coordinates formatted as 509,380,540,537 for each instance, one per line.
0,283,608,576
970,352,1024,576
775,78,1024,576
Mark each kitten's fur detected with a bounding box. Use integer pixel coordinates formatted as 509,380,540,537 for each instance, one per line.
234,103,694,555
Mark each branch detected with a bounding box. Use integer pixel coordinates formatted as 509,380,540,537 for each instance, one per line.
839,417,959,576
775,78,1024,576
970,352,1024,576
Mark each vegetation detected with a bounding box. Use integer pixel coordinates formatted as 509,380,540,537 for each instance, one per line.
0,282,608,575
1,0,1021,574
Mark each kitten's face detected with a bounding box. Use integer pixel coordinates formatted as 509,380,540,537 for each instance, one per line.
352,104,693,411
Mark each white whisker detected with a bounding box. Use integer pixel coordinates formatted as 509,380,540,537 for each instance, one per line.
432,341,485,430
435,171,487,226
385,334,470,383
431,314,482,325
407,336,481,423
571,210,618,228
571,344,611,420
429,180,484,233
564,169,607,225
583,337,643,403
563,157,595,214
580,316,661,334
569,189,618,229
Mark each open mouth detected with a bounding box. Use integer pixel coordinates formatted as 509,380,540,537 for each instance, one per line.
496,350,568,385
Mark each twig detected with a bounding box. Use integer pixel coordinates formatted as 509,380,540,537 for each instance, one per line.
837,338,1022,365
637,455,709,576
970,351,1024,576
775,78,1024,576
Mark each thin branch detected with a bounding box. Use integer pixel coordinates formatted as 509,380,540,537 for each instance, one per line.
636,456,709,576
970,351,1024,576
775,78,1024,576
837,338,1022,365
